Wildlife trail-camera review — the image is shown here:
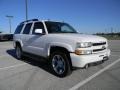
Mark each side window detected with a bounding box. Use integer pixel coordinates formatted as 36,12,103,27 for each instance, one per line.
14,24,24,34
32,22,45,34
23,23,32,34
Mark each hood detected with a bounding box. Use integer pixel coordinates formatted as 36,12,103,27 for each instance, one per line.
47,33,107,43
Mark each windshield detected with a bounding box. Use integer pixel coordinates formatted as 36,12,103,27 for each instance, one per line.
45,21,77,33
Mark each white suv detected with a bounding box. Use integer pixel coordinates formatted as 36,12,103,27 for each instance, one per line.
13,19,110,77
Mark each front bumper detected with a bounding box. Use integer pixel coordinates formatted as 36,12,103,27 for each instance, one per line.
70,49,111,68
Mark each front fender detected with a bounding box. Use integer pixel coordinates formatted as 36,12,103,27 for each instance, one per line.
45,42,74,56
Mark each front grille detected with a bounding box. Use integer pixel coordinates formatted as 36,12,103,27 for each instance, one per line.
93,48,106,52
92,41,107,52
93,42,106,46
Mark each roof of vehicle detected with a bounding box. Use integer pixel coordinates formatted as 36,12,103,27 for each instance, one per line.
20,19,64,25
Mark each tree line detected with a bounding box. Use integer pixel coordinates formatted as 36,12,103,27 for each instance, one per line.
95,32,120,36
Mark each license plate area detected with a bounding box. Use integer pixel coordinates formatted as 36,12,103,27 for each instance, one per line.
99,54,109,61
103,56,109,61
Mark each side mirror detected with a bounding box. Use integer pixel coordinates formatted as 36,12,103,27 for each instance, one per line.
34,29,43,34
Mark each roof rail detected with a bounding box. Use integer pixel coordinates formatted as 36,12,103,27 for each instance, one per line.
20,19,39,24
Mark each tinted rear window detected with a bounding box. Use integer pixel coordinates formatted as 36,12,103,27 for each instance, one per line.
23,23,32,34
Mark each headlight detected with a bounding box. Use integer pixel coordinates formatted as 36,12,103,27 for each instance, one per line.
76,42,92,48
75,49,92,55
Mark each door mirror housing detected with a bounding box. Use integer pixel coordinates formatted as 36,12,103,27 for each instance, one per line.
34,29,43,34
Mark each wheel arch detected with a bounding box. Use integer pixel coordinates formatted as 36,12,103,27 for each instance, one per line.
14,40,23,48
49,46,73,69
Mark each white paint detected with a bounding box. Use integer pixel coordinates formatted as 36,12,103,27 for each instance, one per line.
69,58,120,90
0,63,27,71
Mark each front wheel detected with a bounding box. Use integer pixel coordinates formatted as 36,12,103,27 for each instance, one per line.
50,51,71,77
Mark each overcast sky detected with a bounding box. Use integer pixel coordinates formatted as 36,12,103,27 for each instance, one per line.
0,0,120,34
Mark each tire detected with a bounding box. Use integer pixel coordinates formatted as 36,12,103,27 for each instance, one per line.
50,51,71,77
15,45,23,59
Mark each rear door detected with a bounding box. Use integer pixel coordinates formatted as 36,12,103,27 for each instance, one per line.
23,22,47,57
21,23,33,51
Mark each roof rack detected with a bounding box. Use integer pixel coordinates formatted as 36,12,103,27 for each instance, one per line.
20,19,39,24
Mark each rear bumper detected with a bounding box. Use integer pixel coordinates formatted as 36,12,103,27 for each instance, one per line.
70,49,111,68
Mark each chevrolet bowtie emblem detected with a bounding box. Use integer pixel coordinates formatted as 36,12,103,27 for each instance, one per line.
102,46,106,49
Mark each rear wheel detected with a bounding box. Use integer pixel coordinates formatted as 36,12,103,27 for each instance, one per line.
15,45,23,59
50,51,71,77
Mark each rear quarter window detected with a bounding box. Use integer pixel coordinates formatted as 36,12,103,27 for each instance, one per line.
14,24,24,34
